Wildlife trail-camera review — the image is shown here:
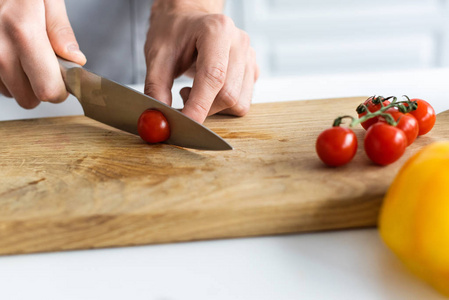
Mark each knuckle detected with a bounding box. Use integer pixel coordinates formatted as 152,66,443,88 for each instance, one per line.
144,81,162,96
144,81,156,95
239,31,251,48
34,84,65,102
203,14,234,33
1,8,17,29
202,64,227,89
216,14,234,29
254,65,260,81
232,103,251,117
191,100,210,118
144,41,158,57
220,87,239,108
1,7,43,42
248,47,260,80
53,25,76,40
249,47,257,59
8,23,34,45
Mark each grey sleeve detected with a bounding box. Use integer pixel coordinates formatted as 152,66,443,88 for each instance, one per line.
65,0,152,85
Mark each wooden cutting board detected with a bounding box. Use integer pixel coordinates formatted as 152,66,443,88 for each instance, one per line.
1,97,448,255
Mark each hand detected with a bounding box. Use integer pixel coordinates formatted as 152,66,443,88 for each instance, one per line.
0,0,86,108
144,0,259,124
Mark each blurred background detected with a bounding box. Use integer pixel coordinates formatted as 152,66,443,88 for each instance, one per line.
226,0,448,77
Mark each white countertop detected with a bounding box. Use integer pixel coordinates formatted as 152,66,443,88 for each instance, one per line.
1,68,449,300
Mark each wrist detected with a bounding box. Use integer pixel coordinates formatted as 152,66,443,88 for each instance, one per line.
152,0,225,15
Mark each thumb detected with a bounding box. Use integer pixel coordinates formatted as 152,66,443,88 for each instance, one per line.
45,0,86,65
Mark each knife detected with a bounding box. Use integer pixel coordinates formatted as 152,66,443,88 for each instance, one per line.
58,57,232,151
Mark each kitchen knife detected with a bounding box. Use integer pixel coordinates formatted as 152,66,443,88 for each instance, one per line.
58,57,232,151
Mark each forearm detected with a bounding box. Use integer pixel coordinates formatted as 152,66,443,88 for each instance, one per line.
152,0,225,14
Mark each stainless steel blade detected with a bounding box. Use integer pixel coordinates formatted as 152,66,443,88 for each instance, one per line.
58,58,232,151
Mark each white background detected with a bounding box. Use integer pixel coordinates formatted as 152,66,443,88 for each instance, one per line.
227,0,449,77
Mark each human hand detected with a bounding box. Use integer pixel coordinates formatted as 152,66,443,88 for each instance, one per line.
0,0,86,108
144,0,259,124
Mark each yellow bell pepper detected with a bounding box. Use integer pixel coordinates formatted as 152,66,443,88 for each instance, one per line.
379,141,449,296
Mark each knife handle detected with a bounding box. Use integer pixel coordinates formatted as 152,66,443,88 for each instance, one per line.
57,57,82,72
57,57,82,98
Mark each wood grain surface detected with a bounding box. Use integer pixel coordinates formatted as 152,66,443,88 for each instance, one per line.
0,97,448,255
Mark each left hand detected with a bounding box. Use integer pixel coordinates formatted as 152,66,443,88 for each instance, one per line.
144,0,259,124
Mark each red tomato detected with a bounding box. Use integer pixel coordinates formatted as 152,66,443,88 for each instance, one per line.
364,122,407,165
357,96,391,130
379,110,419,146
382,107,402,120
316,127,358,167
408,99,436,135
358,111,377,130
137,109,171,143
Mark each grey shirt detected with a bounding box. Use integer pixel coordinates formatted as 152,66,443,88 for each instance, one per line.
66,0,153,84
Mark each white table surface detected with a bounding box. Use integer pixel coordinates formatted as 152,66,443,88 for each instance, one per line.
1,68,448,300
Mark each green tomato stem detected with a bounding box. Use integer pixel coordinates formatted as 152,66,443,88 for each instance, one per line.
332,115,355,127
333,95,418,128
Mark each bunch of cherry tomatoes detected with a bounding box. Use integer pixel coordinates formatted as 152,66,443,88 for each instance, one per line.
316,96,436,167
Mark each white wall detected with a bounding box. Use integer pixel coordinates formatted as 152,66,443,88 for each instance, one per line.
226,0,449,77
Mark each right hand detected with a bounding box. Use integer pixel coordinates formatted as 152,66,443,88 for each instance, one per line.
0,0,86,109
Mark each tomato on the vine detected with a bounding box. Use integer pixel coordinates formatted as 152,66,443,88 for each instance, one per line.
364,122,407,165
137,109,171,143
316,126,358,167
379,110,419,146
357,96,391,130
382,107,402,120
408,99,436,136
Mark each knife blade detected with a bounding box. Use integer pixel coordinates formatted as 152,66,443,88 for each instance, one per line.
58,57,232,151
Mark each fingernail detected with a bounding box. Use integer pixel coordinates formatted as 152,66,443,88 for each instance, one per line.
67,44,86,61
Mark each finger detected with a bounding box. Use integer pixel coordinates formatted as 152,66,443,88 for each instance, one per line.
144,46,177,106
207,30,249,116
219,52,257,117
18,40,68,103
13,9,68,103
1,57,40,109
254,60,260,81
182,22,232,123
0,79,12,98
45,0,86,65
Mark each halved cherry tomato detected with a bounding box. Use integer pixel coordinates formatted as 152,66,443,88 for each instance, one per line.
364,122,407,165
409,99,436,135
357,96,391,130
137,109,171,143
379,109,419,146
316,127,358,167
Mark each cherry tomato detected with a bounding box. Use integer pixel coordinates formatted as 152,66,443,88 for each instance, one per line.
409,99,436,136
364,122,407,165
382,107,402,120
379,110,419,146
316,127,358,167
137,109,171,143
357,96,391,130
